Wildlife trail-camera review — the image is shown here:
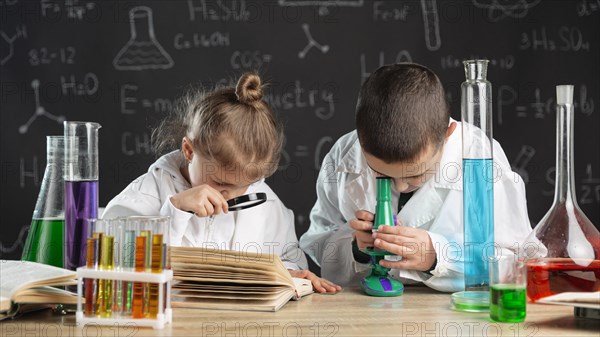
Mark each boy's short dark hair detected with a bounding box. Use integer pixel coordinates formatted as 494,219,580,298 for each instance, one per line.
356,63,449,163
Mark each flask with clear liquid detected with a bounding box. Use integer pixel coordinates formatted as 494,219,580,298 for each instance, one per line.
22,136,65,268
524,85,600,302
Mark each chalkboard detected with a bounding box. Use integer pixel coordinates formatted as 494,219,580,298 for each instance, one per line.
1,0,599,263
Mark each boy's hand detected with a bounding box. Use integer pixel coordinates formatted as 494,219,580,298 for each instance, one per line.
288,269,342,293
372,225,437,272
349,210,375,250
170,184,229,217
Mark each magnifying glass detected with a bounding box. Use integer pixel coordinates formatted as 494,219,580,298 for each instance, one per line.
226,192,267,211
187,192,267,215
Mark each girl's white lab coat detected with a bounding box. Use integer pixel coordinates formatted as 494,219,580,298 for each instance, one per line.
103,151,307,270
299,122,533,292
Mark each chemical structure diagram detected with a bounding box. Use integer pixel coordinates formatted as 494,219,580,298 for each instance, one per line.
0,24,27,66
298,24,329,59
19,79,66,134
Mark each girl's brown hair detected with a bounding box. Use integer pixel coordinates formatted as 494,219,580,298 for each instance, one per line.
152,72,283,180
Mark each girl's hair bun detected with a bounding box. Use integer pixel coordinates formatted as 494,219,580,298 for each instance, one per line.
235,72,263,105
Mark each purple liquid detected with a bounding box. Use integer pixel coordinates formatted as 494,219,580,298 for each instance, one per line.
64,180,98,271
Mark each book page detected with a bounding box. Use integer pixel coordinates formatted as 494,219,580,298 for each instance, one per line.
170,247,294,286
172,289,295,312
0,261,76,303
170,246,300,311
292,277,314,298
14,286,78,305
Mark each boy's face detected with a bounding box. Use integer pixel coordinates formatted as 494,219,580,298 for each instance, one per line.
363,142,444,193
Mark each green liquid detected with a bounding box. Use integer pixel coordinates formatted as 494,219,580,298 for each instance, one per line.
21,218,64,268
490,284,526,322
453,302,489,312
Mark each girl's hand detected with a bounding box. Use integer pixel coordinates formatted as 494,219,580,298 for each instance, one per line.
288,269,342,293
170,184,229,217
372,225,437,272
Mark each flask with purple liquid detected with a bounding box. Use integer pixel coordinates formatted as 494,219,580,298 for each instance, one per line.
64,121,101,272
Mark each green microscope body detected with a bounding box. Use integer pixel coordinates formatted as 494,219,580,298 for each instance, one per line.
360,177,404,297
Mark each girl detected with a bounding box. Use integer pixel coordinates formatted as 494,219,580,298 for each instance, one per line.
104,73,341,293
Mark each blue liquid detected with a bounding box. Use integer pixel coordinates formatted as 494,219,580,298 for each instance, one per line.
64,180,98,271
463,159,494,290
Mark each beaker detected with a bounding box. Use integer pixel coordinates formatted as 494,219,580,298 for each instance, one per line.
461,60,495,291
523,85,600,302
64,121,101,271
21,136,65,268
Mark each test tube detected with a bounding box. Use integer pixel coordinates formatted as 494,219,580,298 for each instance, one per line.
132,236,146,318
92,231,103,316
140,229,152,313
121,230,135,316
111,219,123,315
98,235,114,318
84,237,98,317
148,234,163,318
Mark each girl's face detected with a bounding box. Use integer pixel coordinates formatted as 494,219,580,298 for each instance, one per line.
182,138,259,200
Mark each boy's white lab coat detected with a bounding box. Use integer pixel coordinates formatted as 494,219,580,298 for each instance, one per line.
299,122,533,292
103,151,307,270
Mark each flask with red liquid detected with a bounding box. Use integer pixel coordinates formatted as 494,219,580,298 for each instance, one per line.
523,85,600,302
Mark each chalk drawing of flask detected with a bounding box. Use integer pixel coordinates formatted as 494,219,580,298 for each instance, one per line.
113,6,174,71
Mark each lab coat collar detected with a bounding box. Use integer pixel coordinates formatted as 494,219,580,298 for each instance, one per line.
150,151,191,188
431,119,463,192
336,132,367,175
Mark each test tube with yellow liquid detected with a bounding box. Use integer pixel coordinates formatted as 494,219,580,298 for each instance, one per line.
98,235,114,318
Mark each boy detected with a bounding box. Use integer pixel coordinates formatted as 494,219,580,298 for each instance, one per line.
299,63,532,292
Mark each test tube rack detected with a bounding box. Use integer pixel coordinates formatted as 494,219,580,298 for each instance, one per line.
76,267,173,329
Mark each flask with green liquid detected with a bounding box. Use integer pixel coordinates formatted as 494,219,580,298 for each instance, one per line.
22,136,65,268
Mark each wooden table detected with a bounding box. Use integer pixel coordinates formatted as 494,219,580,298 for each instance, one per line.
1,286,598,336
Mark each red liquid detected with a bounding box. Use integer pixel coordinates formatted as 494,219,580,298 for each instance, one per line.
526,258,600,302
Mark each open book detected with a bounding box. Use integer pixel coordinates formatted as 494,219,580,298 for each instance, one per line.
170,246,313,312
0,260,78,320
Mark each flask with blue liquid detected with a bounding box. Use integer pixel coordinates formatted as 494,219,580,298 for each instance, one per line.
451,59,495,312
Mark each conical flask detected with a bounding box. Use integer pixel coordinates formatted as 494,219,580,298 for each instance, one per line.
524,85,600,302
21,136,65,268
113,6,174,70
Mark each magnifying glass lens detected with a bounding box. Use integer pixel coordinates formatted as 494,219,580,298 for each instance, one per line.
227,192,267,211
